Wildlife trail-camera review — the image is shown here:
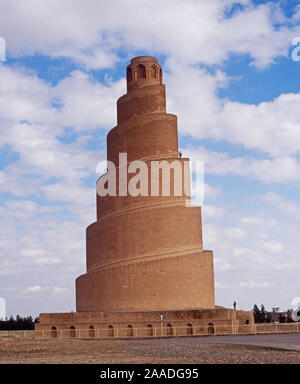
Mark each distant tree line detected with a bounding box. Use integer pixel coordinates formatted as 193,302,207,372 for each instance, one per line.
0,315,40,330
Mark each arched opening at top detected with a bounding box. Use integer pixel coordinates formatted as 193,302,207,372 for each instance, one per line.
208,322,214,335
151,65,158,78
127,67,133,82
127,325,133,337
166,323,173,336
187,323,193,335
89,325,95,338
51,326,57,338
137,64,146,79
70,325,76,338
160,68,163,83
108,325,114,337
147,324,153,337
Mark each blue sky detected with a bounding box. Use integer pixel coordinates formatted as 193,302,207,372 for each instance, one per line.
0,0,299,317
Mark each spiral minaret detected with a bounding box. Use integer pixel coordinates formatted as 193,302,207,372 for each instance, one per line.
76,56,215,312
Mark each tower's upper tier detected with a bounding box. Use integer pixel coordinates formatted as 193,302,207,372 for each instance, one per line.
117,56,166,124
126,56,162,92
117,56,166,125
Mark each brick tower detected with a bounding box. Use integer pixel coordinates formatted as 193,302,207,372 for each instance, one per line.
36,57,254,336
76,56,215,312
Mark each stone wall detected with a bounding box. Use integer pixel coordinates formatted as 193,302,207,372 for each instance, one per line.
36,308,254,338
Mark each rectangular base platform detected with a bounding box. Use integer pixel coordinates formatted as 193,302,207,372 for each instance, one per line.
35,307,254,338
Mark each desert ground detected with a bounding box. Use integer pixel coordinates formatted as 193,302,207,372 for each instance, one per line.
0,334,300,364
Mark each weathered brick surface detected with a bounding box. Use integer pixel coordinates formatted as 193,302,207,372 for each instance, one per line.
87,206,203,272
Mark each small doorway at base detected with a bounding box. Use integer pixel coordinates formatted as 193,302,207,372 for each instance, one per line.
166,323,173,336
51,326,57,338
147,324,153,337
186,323,193,335
127,325,133,337
208,323,214,335
108,325,114,337
70,326,76,338
89,325,95,338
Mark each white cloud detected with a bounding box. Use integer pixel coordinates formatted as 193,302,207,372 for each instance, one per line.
225,227,246,239
233,248,267,265
215,282,228,289
24,285,43,293
21,249,47,258
0,1,298,69
186,146,300,183
52,286,68,295
239,280,273,288
263,240,283,254
52,71,125,131
204,183,222,199
35,257,62,266
214,257,232,271
273,262,300,271
23,285,68,295
167,62,300,165
260,193,300,216
241,216,278,227
202,204,225,218
220,94,300,157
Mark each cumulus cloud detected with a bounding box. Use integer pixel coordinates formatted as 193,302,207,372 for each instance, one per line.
166,61,300,174
23,286,68,295
273,261,300,271
204,183,222,199
202,204,225,219
0,0,298,69
241,216,278,227
185,146,300,183
239,280,273,288
214,258,233,271
215,282,228,289
24,285,42,293
0,66,111,196
0,64,115,315
260,192,300,216
263,240,283,254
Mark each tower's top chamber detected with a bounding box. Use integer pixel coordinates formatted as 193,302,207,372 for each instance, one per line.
126,56,162,92
117,56,166,125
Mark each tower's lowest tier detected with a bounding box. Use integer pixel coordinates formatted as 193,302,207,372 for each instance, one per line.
76,249,215,312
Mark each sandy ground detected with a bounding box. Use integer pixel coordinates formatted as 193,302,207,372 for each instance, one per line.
0,336,300,364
